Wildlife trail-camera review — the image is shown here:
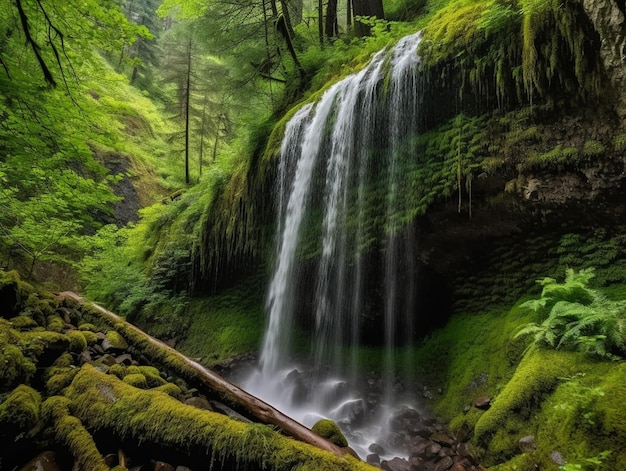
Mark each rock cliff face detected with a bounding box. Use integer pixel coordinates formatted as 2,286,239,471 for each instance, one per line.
583,0,626,109
412,0,626,317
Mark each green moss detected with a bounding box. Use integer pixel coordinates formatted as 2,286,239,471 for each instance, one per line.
105,330,129,350
78,330,98,345
582,140,606,157
0,321,36,389
475,348,581,465
614,133,626,152
123,373,149,389
78,323,98,332
312,419,349,448
152,383,182,398
138,365,167,387
42,396,109,471
46,367,80,395
177,288,264,366
0,270,35,318
64,365,373,470
521,145,580,170
67,330,88,352
47,315,65,333
0,384,41,433
10,315,39,330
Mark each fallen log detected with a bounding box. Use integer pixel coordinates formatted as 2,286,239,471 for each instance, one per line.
57,291,347,458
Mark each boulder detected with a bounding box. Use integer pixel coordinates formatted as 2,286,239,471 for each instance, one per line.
473,396,491,410
381,457,411,471
518,435,536,453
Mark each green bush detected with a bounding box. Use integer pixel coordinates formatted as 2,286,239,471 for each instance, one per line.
516,268,626,359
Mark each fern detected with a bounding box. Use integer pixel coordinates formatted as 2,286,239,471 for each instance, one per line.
516,268,626,360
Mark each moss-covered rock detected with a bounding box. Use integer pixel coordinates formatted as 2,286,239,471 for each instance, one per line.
103,330,129,351
475,348,579,463
312,419,349,448
123,373,149,389
0,384,41,435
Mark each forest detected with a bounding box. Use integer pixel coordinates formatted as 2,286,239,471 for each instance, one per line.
2,0,626,470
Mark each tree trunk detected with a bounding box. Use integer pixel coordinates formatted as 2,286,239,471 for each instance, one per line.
57,292,348,458
352,0,384,36
318,0,324,46
325,0,338,39
184,37,192,186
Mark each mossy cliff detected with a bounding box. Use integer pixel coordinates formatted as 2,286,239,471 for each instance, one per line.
0,271,372,470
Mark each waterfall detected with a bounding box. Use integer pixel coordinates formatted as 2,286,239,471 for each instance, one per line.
244,32,424,458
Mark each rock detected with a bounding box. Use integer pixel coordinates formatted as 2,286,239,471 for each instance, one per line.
367,454,381,466
473,396,491,410
381,457,411,471
175,467,193,471
550,451,565,466
462,405,471,414
102,330,129,351
100,354,117,366
19,451,62,471
103,453,118,467
518,435,536,453
152,461,175,471
456,442,474,459
434,456,454,471
369,443,387,455
116,353,134,365
430,432,454,447
311,419,348,447
424,443,442,458
184,396,213,411
79,349,92,364
450,459,472,471
454,422,472,443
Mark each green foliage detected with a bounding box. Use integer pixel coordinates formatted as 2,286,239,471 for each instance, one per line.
420,0,602,106
0,384,41,433
516,268,626,359
559,451,612,471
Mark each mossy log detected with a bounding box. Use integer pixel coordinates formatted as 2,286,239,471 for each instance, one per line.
57,291,348,458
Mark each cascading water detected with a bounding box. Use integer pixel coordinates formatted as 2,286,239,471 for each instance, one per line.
244,32,424,458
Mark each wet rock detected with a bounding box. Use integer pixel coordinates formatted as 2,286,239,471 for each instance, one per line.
184,396,213,411
369,443,387,455
381,457,411,471
550,451,565,466
430,432,454,447
19,451,61,471
473,396,491,410
424,443,442,458
434,456,454,471
367,454,381,467
334,398,365,424
518,435,536,452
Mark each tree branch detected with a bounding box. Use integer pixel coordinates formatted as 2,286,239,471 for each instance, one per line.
14,0,57,87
